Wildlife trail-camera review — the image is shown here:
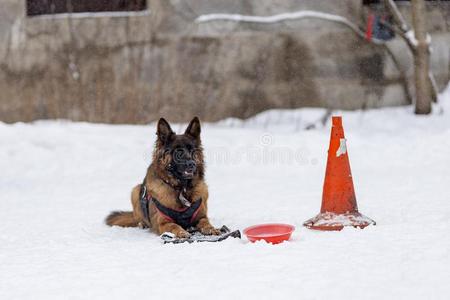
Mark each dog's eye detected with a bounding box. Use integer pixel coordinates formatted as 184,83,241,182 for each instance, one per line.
192,150,202,161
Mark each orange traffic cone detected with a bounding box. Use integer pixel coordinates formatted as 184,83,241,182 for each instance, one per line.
303,116,375,231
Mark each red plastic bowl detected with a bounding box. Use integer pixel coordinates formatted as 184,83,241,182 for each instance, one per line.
243,223,295,244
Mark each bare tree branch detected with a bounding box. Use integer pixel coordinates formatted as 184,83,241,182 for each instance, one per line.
383,0,410,32
429,71,438,101
383,0,438,103
411,0,432,114
379,19,415,51
381,43,414,104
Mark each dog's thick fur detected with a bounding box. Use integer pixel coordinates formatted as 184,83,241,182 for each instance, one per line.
105,117,219,238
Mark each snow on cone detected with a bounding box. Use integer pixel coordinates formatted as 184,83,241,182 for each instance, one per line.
304,116,375,231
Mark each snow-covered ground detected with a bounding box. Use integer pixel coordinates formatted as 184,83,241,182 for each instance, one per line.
1,85,450,299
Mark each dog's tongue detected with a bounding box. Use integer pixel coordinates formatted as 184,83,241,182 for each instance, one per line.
178,192,191,207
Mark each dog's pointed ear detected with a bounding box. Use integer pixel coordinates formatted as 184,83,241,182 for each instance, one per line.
185,117,201,139
157,118,174,143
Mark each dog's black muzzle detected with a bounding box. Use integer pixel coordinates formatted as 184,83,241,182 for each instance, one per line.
181,159,196,178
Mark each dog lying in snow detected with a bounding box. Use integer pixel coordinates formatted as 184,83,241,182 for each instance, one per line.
105,117,220,238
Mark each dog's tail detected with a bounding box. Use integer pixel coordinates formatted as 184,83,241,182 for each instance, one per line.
105,211,138,227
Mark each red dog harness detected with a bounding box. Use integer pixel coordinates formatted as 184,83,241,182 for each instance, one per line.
140,185,202,229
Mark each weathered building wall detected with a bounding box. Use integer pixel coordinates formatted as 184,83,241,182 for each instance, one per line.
0,0,449,123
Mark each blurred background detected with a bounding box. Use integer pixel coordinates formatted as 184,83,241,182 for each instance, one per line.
0,0,448,124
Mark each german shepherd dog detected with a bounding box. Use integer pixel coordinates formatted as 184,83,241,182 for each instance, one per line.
105,117,220,238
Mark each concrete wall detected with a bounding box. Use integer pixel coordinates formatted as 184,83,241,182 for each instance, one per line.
0,0,449,123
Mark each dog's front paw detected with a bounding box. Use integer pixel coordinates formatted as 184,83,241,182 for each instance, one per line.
173,228,191,238
200,226,221,236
